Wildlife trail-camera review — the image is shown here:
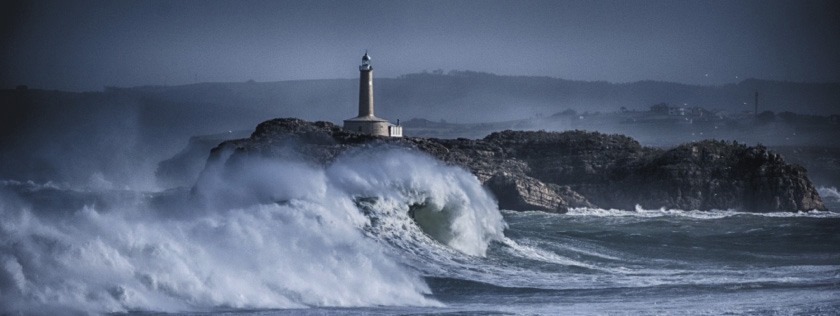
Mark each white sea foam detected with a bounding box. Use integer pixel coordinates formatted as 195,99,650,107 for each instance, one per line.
0,147,508,314
564,204,840,219
500,237,605,270
0,179,67,191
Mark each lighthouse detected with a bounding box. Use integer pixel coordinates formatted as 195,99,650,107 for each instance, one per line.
344,52,402,137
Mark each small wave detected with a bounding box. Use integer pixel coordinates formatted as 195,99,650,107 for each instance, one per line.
500,238,604,270
564,205,840,219
0,179,67,191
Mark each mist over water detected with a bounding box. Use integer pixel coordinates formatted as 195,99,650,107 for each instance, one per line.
819,186,840,201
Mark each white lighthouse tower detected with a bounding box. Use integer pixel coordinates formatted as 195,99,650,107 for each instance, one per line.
344,52,402,137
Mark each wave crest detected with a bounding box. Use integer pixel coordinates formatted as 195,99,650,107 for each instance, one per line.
328,148,506,257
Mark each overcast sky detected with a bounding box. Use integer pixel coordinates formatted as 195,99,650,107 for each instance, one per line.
2,0,839,91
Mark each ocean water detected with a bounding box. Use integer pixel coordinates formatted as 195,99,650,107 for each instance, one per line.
1,148,838,315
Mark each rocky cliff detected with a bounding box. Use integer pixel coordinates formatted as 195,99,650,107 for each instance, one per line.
197,118,826,213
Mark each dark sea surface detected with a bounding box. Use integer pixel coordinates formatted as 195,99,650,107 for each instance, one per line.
1,157,839,315
255,207,840,316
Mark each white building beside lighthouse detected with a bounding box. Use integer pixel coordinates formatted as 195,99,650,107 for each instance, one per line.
344,52,402,137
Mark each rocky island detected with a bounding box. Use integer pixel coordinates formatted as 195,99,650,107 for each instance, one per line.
189,117,825,213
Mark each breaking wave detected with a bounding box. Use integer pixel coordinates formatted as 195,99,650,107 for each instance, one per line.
0,147,505,314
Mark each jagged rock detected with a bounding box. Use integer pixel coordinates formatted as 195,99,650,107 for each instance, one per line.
191,118,826,213
486,172,594,213
573,141,826,211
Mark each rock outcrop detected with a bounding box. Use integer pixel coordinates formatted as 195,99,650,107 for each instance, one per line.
156,130,251,188
196,118,826,213
485,172,595,212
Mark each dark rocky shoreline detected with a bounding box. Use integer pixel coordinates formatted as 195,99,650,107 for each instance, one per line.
193,117,825,213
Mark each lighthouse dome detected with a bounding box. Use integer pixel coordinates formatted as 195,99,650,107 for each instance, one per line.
362,53,370,61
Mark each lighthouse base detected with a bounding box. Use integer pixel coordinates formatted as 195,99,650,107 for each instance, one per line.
344,116,390,137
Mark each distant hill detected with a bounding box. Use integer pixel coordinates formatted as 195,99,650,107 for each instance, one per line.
382,73,840,120
118,71,840,123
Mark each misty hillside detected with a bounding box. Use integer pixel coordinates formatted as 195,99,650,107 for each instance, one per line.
385,73,840,121
123,71,840,123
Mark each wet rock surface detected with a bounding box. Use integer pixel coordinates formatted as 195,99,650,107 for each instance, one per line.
197,118,826,213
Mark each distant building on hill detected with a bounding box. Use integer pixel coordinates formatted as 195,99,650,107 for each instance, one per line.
344,52,402,137
668,106,686,116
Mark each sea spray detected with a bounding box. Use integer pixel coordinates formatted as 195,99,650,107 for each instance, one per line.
0,195,436,314
818,186,840,201
0,147,507,314
327,148,506,257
